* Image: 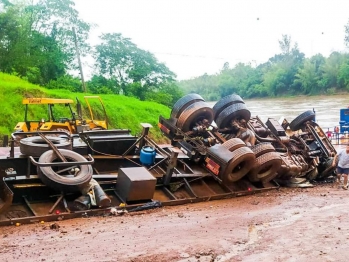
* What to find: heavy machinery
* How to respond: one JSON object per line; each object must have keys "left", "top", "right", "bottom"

{"left": 14, "top": 96, "right": 108, "bottom": 134}
{"left": 0, "top": 93, "right": 337, "bottom": 226}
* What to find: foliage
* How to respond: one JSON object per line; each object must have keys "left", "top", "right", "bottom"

{"left": 0, "top": 0, "right": 90, "bottom": 84}
{"left": 93, "top": 33, "right": 177, "bottom": 101}
{"left": 46, "top": 75, "right": 83, "bottom": 92}
{"left": 179, "top": 35, "right": 349, "bottom": 99}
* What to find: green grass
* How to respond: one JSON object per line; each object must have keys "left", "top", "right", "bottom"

{"left": 0, "top": 73, "right": 171, "bottom": 143}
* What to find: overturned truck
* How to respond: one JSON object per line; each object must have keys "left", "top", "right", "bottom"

{"left": 0, "top": 94, "right": 336, "bottom": 225}
{"left": 159, "top": 93, "right": 336, "bottom": 186}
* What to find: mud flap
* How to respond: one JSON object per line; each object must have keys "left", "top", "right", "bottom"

{"left": 0, "top": 170, "right": 14, "bottom": 214}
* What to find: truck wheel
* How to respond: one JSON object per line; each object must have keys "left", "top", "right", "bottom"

{"left": 215, "top": 103, "right": 251, "bottom": 129}
{"left": 37, "top": 149, "right": 93, "bottom": 193}
{"left": 247, "top": 152, "right": 282, "bottom": 182}
{"left": 221, "top": 147, "right": 255, "bottom": 183}
{"left": 176, "top": 101, "right": 213, "bottom": 132}
{"left": 213, "top": 94, "right": 244, "bottom": 121}
{"left": 171, "top": 94, "right": 205, "bottom": 119}
{"left": 221, "top": 138, "right": 245, "bottom": 151}
{"left": 19, "top": 136, "right": 72, "bottom": 157}
{"left": 250, "top": 143, "right": 276, "bottom": 157}
{"left": 289, "top": 110, "right": 315, "bottom": 131}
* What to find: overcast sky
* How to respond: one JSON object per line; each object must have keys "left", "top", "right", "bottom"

{"left": 73, "top": 0, "right": 349, "bottom": 80}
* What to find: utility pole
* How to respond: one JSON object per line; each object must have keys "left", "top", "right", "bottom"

{"left": 72, "top": 27, "right": 86, "bottom": 92}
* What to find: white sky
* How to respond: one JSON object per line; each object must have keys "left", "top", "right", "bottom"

{"left": 73, "top": 0, "right": 349, "bottom": 80}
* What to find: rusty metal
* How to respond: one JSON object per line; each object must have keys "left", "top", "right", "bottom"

{"left": 49, "top": 195, "right": 64, "bottom": 214}
{"left": 38, "top": 133, "right": 67, "bottom": 162}
{"left": 164, "top": 148, "right": 180, "bottom": 185}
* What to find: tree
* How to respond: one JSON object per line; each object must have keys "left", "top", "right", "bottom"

{"left": 294, "top": 60, "right": 319, "bottom": 94}
{"left": 0, "top": 0, "right": 90, "bottom": 85}
{"left": 320, "top": 52, "right": 345, "bottom": 89}
{"left": 267, "top": 35, "right": 305, "bottom": 94}
{"left": 25, "top": 0, "right": 91, "bottom": 70}
{"left": 93, "top": 33, "right": 176, "bottom": 100}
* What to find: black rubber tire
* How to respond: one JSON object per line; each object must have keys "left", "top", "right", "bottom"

{"left": 222, "top": 147, "right": 255, "bottom": 183}
{"left": 221, "top": 138, "right": 246, "bottom": 152}
{"left": 289, "top": 110, "right": 315, "bottom": 131}
{"left": 176, "top": 101, "right": 213, "bottom": 132}
{"left": 248, "top": 152, "right": 282, "bottom": 182}
{"left": 215, "top": 103, "right": 251, "bottom": 129}
{"left": 250, "top": 143, "right": 276, "bottom": 157}
{"left": 37, "top": 149, "right": 93, "bottom": 193}
{"left": 19, "top": 136, "right": 72, "bottom": 157}
{"left": 170, "top": 94, "right": 205, "bottom": 119}
{"left": 213, "top": 94, "right": 244, "bottom": 121}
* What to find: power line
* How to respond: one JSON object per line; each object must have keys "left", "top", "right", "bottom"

{"left": 153, "top": 52, "right": 245, "bottom": 61}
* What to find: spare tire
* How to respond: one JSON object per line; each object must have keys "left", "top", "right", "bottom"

{"left": 289, "top": 110, "right": 315, "bottom": 131}
{"left": 37, "top": 149, "right": 93, "bottom": 193}
{"left": 215, "top": 103, "right": 251, "bottom": 129}
{"left": 213, "top": 94, "right": 244, "bottom": 121}
{"left": 171, "top": 94, "right": 205, "bottom": 119}
{"left": 176, "top": 101, "right": 213, "bottom": 132}
{"left": 20, "top": 136, "right": 72, "bottom": 157}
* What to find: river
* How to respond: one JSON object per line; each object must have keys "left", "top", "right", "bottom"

{"left": 207, "top": 94, "right": 349, "bottom": 132}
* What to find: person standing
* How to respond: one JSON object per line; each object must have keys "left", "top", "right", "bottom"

{"left": 333, "top": 144, "right": 349, "bottom": 190}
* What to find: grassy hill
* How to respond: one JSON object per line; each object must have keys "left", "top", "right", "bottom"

{"left": 0, "top": 73, "right": 171, "bottom": 143}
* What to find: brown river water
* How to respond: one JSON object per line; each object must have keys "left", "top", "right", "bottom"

{"left": 208, "top": 94, "right": 349, "bottom": 132}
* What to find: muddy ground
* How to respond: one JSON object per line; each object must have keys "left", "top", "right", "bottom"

{"left": 0, "top": 183, "right": 349, "bottom": 262}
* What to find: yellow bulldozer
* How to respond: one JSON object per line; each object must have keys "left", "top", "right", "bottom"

{"left": 14, "top": 96, "right": 108, "bottom": 134}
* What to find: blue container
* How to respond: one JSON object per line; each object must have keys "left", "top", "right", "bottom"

{"left": 140, "top": 146, "right": 156, "bottom": 165}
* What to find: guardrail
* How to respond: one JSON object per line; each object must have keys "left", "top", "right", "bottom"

{"left": 327, "top": 131, "right": 349, "bottom": 146}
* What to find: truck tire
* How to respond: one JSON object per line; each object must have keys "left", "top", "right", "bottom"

{"left": 176, "top": 101, "right": 213, "bottom": 132}
{"left": 37, "top": 149, "right": 93, "bottom": 193}
{"left": 221, "top": 147, "right": 255, "bottom": 183}
{"left": 221, "top": 138, "right": 246, "bottom": 151}
{"left": 250, "top": 143, "right": 276, "bottom": 157}
{"left": 171, "top": 94, "right": 205, "bottom": 119}
{"left": 213, "top": 94, "right": 244, "bottom": 121}
{"left": 215, "top": 103, "right": 251, "bottom": 129}
{"left": 19, "top": 136, "right": 72, "bottom": 157}
{"left": 247, "top": 152, "right": 282, "bottom": 182}
{"left": 289, "top": 110, "right": 315, "bottom": 131}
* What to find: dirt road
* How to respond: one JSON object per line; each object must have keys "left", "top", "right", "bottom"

{"left": 1, "top": 183, "right": 348, "bottom": 262}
